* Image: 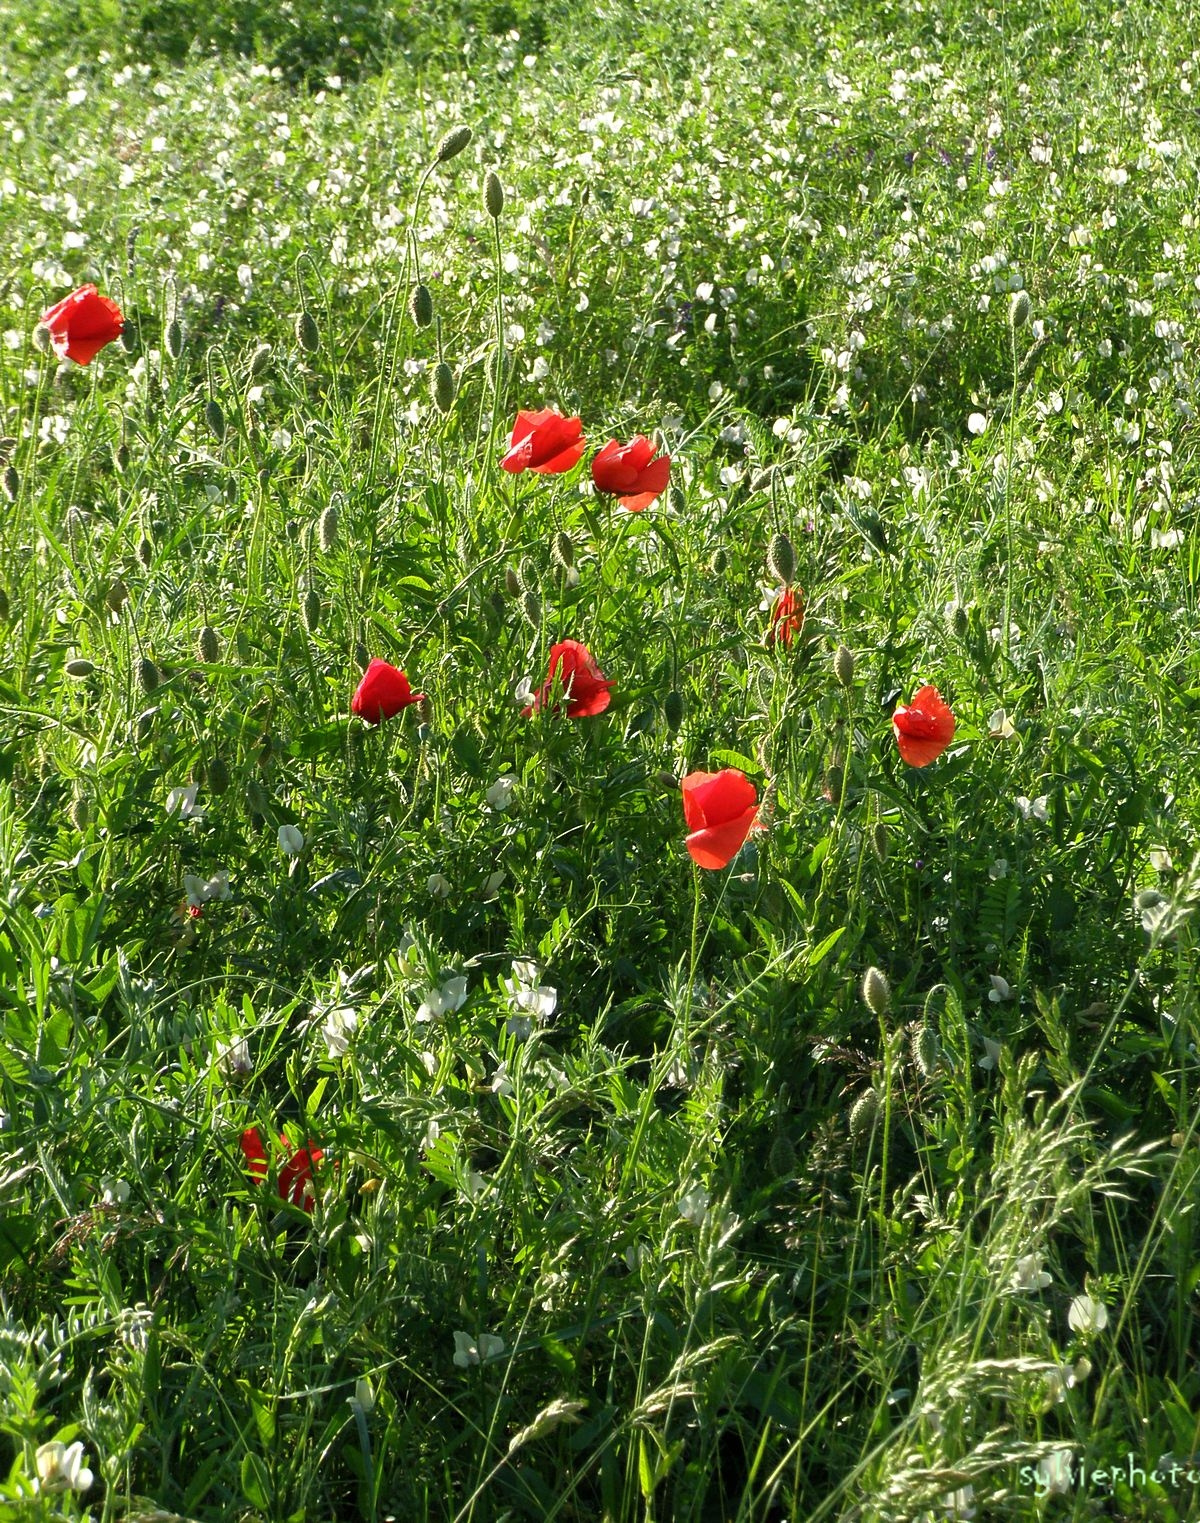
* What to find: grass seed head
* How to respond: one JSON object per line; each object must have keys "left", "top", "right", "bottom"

{"left": 767, "top": 531, "right": 796, "bottom": 587}
{"left": 435, "top": 125, "right": 472, "bottom": 163}
{"left": 484, "top": 170, "right": 504, "bottom": 218}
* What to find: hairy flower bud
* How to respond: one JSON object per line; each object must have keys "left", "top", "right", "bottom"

{"left": 435, "top": 125, "right": 472, "bottom": 163}
{"left": 318, "top": 504, "right": 339, "bottom": 553}
{"left": 164, "top": 318, "right": 183, "bottom": 360}
{"left": 2, "top": 464, "right": 18, "bottom": 502}
{"left": 302, "top": 587, "right": 321, "bottom": 633}
{"left": 551, "top": 530, "right": 574, "bottom": 570}
{"left": 0, "top": 587, "right": 9, "bottom": 622}
{"left": 206, "top": 754, "right": 230, "bottom": 794}
{"left": 521, "top": 589, "right": 541, "bottom": 627}
{"left": 248, "top": 342, "right": 272, "bottom": 379}
{"left": 295, "top": 310, "right": 320, "bottom": 354}
{"left": 768, "top": 1133, "right": 797, "bottom": 1178}
{"left": 65, "top": 658, "right": 96, "bottom": 678}
{"left": 204, "top": 398, "right": 225, "bottom": 443}
{"left": 911, "top": 1022, "right": 941, "bottom": 1077}
{"left": 664, "top": 690, "right": 685, "bottom": 732}
{"left": 137, "top": 655, "right": 160, "bottom": 694}
{"left": 517, "top": 556, "right": 539, "bottom": 592}
{"left": 849, "top": 1087, "right": 879, "bottom": 1140}
{"left": 504, "top": 566, "right": 521, "bottom": 599}
{"left": 710, "top": 546, "right": 728, "bottom": 575}
{"left": 944, "top": 600, "right": 969, "bottom": 639}
{"left": 432, "top": 361, "right": 456, "bottom": 413}
{"left": 410, "top": 284, "right": 434, "bottom": 328}
{"left": 484, "top": 170, "right": 504, "bottom": 219}
{"left": 197, "top": 625, "right": 220, "bottom": 663}
{"left": 71, "top": 794, "right": 91, "bottom": 831}
{"left": 833, "top": 644, "right": 855, "bottom": 687}
{"left": 137, "top": 534, "right": 153, "bottom": 569}
{"left": 872, "top": 820, "right": 889, "bottom": 862}
{"left": 1009, "top": 289, "right": 1032, "bottom": 330}
{"left": 766, "top": 531, "right": 796, "bottom": 588}
{"left": 861, "top": 965, "right": 891, "bottom": 1017}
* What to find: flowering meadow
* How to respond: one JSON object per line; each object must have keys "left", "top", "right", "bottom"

{"left": 3, "top": 0, "right": 1200, "bottom": 1517}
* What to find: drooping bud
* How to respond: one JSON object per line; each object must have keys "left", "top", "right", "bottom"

{"left": 861, "top": 966, "right": 891, "bottom": 1017}
{"left": 849, "top": 1087, "right": 879, "bottom": 1140}
{"left": 517, "top": 556, "right": 538, "bottom": 592}
{"left": 911, "top": 1022, "right": 941, "bottom": 1077}
{"left": 767, "top": 531, "right": 796, "bottom": 587}
{"left": 204, "top": 398, "right": 226, "bottom": 442}
{"left": 71, "top": 795, "right": 91, "bottom": 831}
{"left": 504, "top": 566, "right": 521, "bottom": 599}
{"left": 872, "top": 821, "right": 889, "bottom": 862}
{"left": 657, "top": 770, "right": 681, "bottom": 790}
{"left": 1009, "top": 289, "right": 1032, "bottom": 330}
{"left": 0, "top": 588, "right": 8, "bottom": 622}
{"left": 833, "top": 644, "right": 855, "bottom": 687}
{"left": 248, "top": 342, "right": 272, "bottom": 379}
{"left": 664, "top": 690, "right": 685, "bottom": 732}
{"left": 551, "top": 530, "right": 574, "bottom": 570}
{"left": 521, "top": 589, "right": 541, "bottom": 627}
{"left": 435, "top": 125, "right": 472, "bottom": 163}
{"left": 295, "top": 310, "right": 320, "bottom": 354}
{"left": 164, "top": 318, "right": 184, "bottom": 360}
{"left": 710, "top": 546, "right": 728, "bottom": 575}
{"left": 137, "top": 534, "right": 153, "bottom": 569}
{"left": 318, "top": 504, "right": 339, "bottom": 553}
{"left": 410, "top": 284, "right": 434, "bottom": 329}
{"left": 65, "top": 658, "right": 97, "bottom": 678}
{"left": 137, "top": 655, "right": 160, "bottom": 694}
{"left": 768, "top": 1133, "right": 797, "bottom": 1178}
{"left": 113, "top": 441, "right": 130, "bottom": 472}
{"left": 432, "top": 361, "right": 456, "bottom": 413}
{"left": 2, "top": 464, "right": 18, "bottom": 502}
{"left": 197, "top": 625, "right": 220, "bottom": 663}
{"left": 32, "top": 323, "right": 52, "bottom": 355}
{"left": 668, "top": 485, "right": 686, "bottom": 515}
{"left": 484, "top": 170, "right": 504, "bottom": 219}
{"left": 944, "top": 600, "right": 969, "bottom": 639}
{"left": 302, "top": 587, "right": 321, "bottom": 632}
{"left": 206, "top": 754, "right": 231, "bottom": 793}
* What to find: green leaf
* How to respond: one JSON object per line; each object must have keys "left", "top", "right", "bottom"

{"left": 240, "top": 1452, "right": 272, "bottom": 1512}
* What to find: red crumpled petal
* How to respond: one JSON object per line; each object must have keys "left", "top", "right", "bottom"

{"left": 351, "top": 659, "right": 426, "bottom": 725}
{"left": 892, "top": 685, "right": 956, "bottom": 767}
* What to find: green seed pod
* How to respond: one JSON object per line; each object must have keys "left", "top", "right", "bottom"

{"left": 71, "top": 795, "right": 90, "bottom": 831}
{"left": 410, "top": 284, "right": 434, "bottom": 328}
{"left": 164, "top": 318, "right": 183, "bottom": 360}
{"left": 204, "top": 398, "right": 225, "bottom": 442}
{"left": 484, "top": 170, "right": 504, "bottom": 219}
{"left": 302, "top": 587, "right": 321, "bottom": 632}
{"left": 521, "top": 589, "right": 541, "bottom": 627}
{"left": 872, "top": 820, "right": 889, "bottom": 862}
{"left": 663, "top": 690, "right": 685, "bottom": 732}
{"left": 137, "top": 535, "right": 153, "bottom": 569}
{"left": 435, "top": 125, "right": 472, "bottom": 163}
{"left": 911, "top": 1022, "right": 941, "bottom": 1078}
{"left": 318, "top": 504, "right": 339, "bottom": 553}
{"left": 295, "top": 310, "right": 320, "bottom": 354}
{"left": 197, "top": 625, "right": 220, "bottom": 663}
{"left": 766, "top": 531, "right": 796, "bottom": 588}
{"left": 137, "top": 655, "right": 160, "bottom": 694}
{"left": 65, "top": 658, "right": 97, "bottom": 678}
{"left": 833, "top": 644, "right": 855, "bottom": 688}
{"left": 768, "top": 1132, "right": 796, "bottom": 1179}
{"left": 248, "top": 342, "right": 272, "bottom": 379}
{"left": 1009, "top": 289, "right": 1032, "bottom": 330}
{"left": 710, "top": 546, "right": 728, "bottom": 575}
{"left": 861, "top": 966, "right": 891, "bottom": 1017}
{"left": 206, "top": 754, "right": 230, "bottom": 794}
{"left": 432, "top": 361, "right": 455, "bottom": 413}
{"left": 504, "top": 566, "right": 521, "bottom": 598}
{"left": 849, "top": 1087, "right": 879, "bottom": 1140}
{"left": 517, "top": 556, "right": 538, "bottom": 592}
{"left": 2, "top": 464, "right": 18, "bottom": 502}
{"left": 551, "top": 530, "right": 574, "bottom": 570}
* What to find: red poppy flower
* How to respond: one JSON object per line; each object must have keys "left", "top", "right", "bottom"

{"left": 351, "top": 659, "right": 426, "bottom": 725}
{"left": 500, "top": 408, "right": 587, "bottom": 475}
{"left": 766, "top": 587, "right": 804, "bottom": 649}
{"left": 681, "top": 768, "right": 761, "bottom": 870}
{"left": 591, "top": 435, "right": 671, "bottom": 512}
{"left": 892, "top": 685, "right": 956, "bottom": 767}
{"left": 522, "top": 639, "right": 613, "bottom": 718}
{"left": 240, "top": 1127, "right": 324, "bottom": 1212}
{"left": 40, "top": 284, "right": 124, "bottom": 366}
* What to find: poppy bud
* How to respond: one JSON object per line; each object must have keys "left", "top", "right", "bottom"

{"left": 137, "top": 535, "right": 153, "bottom": 569}
{"left": 71, "top": 795, "right": 91, "bottom": 831}
{"left": 410, "top": 284, "right": 434, "bottom": 328}
{"left": 164, "top": 318, "right": 184, "bottom": 360}
{"left": 302, "top": 588, "right": 321, "bottom": 632}
{"left": 114, "top": 441, "right": 131, "bottom": 472}
{"left": 833, "top": 644, "right": 855, "bottom": 687}
{"left": 248, "top": 342, "right": 272, "bottom": 378}
{"left": 750, "top": 467, "right": 774, "bottom": 494}
{"left": 551, "top": 530, "right": 574, "bottom": 570}
{"left": 824, "top": 765, "right": 844, "bottom": 804}
{"left": 205, "top": 398, "right": 225, "bottom": 442}
{"left": 318, "top": 504, "right": 339, "bottom": 553}
{"left": 435, "top": 125, "right": 472, "bottom": 163}
{"left": 432, "top": 361, "right": 456, "bottom": 413}
{"left": 106, "top": 579, "right": 129, "bottom": 615}
{"left": 664, "top": 690, "right": 685, "bottom": 732}
{"left": 849, "top": 1087, "right": 879, "bottom": 1140}
{"left": 1009, "top": 289, "right": 1032, "bottom": 330}
{"left": 710, "top": 546, "right": 728, "bottom": 574}
{"left": 872, "top": 821, "right": 889, "bottom": 862}
{"left": 32, "top": 323, "right": 52, "bottom": 355}
{"left": 861, "top": 966, "right": 891, "bottom": 1017}
{"left": 137, "top": 656, "right": 160, "bottom": 694}
{"left": 517, "top": 556, "right": 539, "bottom": 592}
{"left": 504, "top": 566, "right": 521, "bottom": 598}
{"left": 669, "top": 485, "right": 685, "bottom": 514}
{"left": 0, "top": 588, "right": 8, "bottom": 622}
{"left": 911, "top": 1022, "right": 940, "bottom": 1077}
{"left": 197, "top": 625, "right": 220, "bottom": 663}
{"left": 206, "top": 754, "right": 230, "bottom": 793}
{"left": 295, "top": 310, "right": 320, "bottom": 353}
{"left": 354, "top": 641, "right": 369, "bottom": 671}
{"left": 767, "top": 531, "right": 796, "bottom": 587}
{"left": 2, "top": 464, "right": 18, "bottom": 502}
{"left": 245, "top": 777, "right": 268, "bottom": 817}
{"left": 944, "top": 600, "right": 969, "bottom": 639}
{"left": 417, "top": 696, "right": 433, "bottom": 725}
{"left": 66, "top": 658, "right": 96, "bottom": 678}
{"left": 657, "top": 770, "right": 681, "bottom": 790}
{"left": 484, "top": 170, "right": 504, "bottom": 219}
{"left": 768, "top": 1133, "right": 796, "bottom": 1178}
{"left": 521, "top": 589, "right": 541, "bottom": 627}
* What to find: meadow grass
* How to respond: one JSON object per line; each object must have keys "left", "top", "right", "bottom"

{"left": 2, "top": 0, "right": 1200, "bottom": 1517}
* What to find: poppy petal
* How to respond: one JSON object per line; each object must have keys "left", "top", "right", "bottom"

{"left": 685, "top": 806, "right": 759, "bottom": 870}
